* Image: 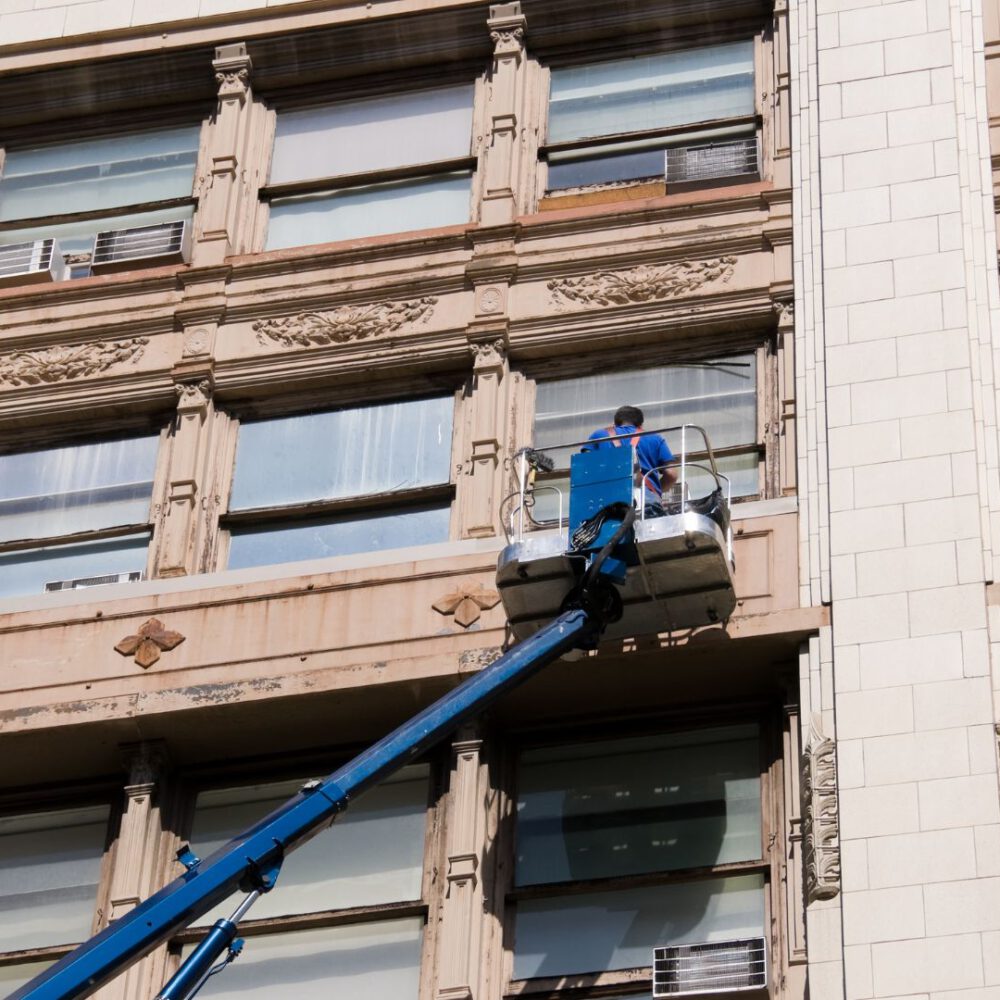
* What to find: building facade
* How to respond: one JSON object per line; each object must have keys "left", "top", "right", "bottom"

{"left": 0, "top": 1, "right": 997, "bottom": 999}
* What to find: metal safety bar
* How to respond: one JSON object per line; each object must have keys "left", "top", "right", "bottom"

{"left": 503, "top": 424, "right": 728, "bottom": 544}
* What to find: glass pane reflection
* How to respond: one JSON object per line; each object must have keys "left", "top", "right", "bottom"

{"left": 516, "top": 726, "right": 761, "bottom": 886}
{"left": 185, "top": 918, "right": 424, "bottom": 1000}
{"left": 227, "top": 504, "right": 451, "bottom": 570}
{"left": 513, "top": 874, "right": 765, "bottom": 980}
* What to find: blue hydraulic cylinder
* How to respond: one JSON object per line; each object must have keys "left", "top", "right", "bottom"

{"left": 11, "top": 607, "right": 597, "bottom": 1000}
{"left": 569, "top": 446, "right": 637, "bottom": 583}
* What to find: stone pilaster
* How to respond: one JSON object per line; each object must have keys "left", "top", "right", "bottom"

{"left": 481, "top": 4, "right": 528, "bottom": 226}
{"left": 435, "top": 727, "right": 488, "bottom": 1000}
{"left": 155, "top": 372, "right": 216, "bottom": 577}
{"left": 96, "top": 743, "right": 171, "bottom": 1000}
{"left": 193, "top": 43, "right": 267, "bottom": 264}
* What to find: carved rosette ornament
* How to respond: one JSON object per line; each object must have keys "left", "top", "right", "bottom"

{"left": 0, "top": 338, "right": 148, "bottom": 387}
{"left": 801, "top": 720, "right": 841, "bottom": 902}
{"left": 115, "top": 619, "right": 186, "bottom": 669}
{"left": 434, "top": 583, "right": 502, "bottom": 628}
{"left": 254, "top": 298, "right": 437, "bottom": 349}
{"left": 548, "top": 257, "right": 738, "bottom": 310}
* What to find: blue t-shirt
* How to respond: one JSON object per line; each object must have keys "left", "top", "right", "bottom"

{"left": 583, "top": 424, "right": 675, "bottom": 495}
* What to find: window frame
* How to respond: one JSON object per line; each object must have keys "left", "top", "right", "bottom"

{"left": 497, "top": 709, "right": 779, "bottom": 1000}
{"left": 0, "top": 788, "right": 120, "bottom": 985}
{"left": 536, "top": 35, "right": 766, "bottom": 204}
{"left": 520, "top": 339, "right": 775, "bottom": 518}
{"left": 0, "top": 114, "right": 208, "bottom": 278}
{"left": 217, "top": 390, "right": 460, "bottom": 573}
{"left": 0, "top": 423, "right": 169, "bottom": 600}
{"left": 257, "top": 76, "right": 481, "bottom": 251}
{"left": 164, "top": 751, "right": 446, "bottom": 997}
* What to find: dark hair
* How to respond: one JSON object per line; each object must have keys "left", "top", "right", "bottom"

{"left": 614, "top": 405, "right": 644, "bottom": 427}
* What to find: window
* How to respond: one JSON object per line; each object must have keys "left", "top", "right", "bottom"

{"left": 0, "top": 434, "right": 160, "bottom": 599}
{"left": 0, "top": 125, "right": 200, "bottom": 279}
{"left": 0, "top": 804, "right": 111, "bottom": 992}
{"left": 508, "top": 726, "right": 765, "bottom": 995}
{"left": 542, "top": 42, "right": 757, "bottom": 195}
{"left": 264, "top": 84, "right": 475, "bottom": 250}
{"left": 180, "top": 766, "right": 430, "bottom": 999}
{"left": 224, "top": 395, "right": 454, "bottom": 570}
{"left": 529, "top": 355, "right": 760, "bottom": 523}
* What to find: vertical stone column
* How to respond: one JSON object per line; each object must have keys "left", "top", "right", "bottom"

{"left": 459, "top": 331, "right": 510, "bottom": 539}
{"left": 435, "top": 727, "right": 490, "bottom": 1000}
{"left": 194, "top": 43, "right": 267, "bottom": 265}
{"left": 96, "top": 743, "right": 171, "bottom": 1000}
{"left": 481, "top": 4, "right": 527, "bottom": 226}
{"left": 776, "top": 301, "right": 797, "bottom": 496}
{"left": 155, "top": 373, "right": 216, "bottom": 577}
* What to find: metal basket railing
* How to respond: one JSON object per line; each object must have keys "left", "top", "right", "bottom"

{"left": 500, "top": 424, "right": 733, "bottom": 560}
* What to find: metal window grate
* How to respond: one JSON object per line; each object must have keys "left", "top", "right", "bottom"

{"left": 653, "top": 937, "right": 767, "bottom": 998}
{"left": 92, "top": 220, "right": 188, "bottom": 268}
{"left": 0, "top": 238, "right": 66, "bottom": 282}
{"left": 665, "top": 138, "right": 759, "bottom": 184}
{"left": 45, "top": 571, "right": 143, "bottom": 592}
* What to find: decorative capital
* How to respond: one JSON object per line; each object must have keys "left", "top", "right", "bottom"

{"left": 254, "top": 297, "right": 437, "bottom": 350}
{"left": 801, "top": 717, "right": 840, "bottom": 902}
{"left": 120, "top": 740, "right": 170, "bottom": 789}
{"left": 434, "top": 583, "right": 501, "bottom": 629}
{"left": 773, "top": 298, "right": 794, "bottom": 328}
{"left": 115, "top": 618, "right": 186, "bottom": 669}
{"left": 548, "top": 257, "right": 737, "bottom": 311}
{"left": 213, "top": 42, "right": 252, "bottom": 97}
{"left": 174, "top": 378, "right": 213, "bottom": 409}
{"left": 0, "top": 338, "right": 147, "bottom": 388}
{"left": 488, "top": 2, "right": 525, "bottom": 53}
{"left": 469, "top": 337, "right": 506, "bottom": 371}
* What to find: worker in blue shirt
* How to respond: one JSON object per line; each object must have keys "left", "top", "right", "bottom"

{"left": 583, "top": 405, "right": 677, "bottom": 510}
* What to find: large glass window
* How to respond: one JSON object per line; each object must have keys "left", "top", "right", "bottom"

{"left": 0, "top": 804, "right": 110, "bottom": 989}
{"left": 0, "top": 125, "right": 200, "bottom": 279}
{"left": 543, "top": 42, "right": 756, "bottom": 194}
{"left": 509, "top": 726, "right": 765, "bottom": 990}
{"left": 0, "top": 434, "right": 159, "bottom": 599}
{"left": 265, "top": 85, "right": 474, "bottom": 250}
{"left": 181, "top": 766, "right": 429, "bottom": 1000}
{"left": 530, "top": 355, "right": 759, "bottom": 522}
{"left": 224, "top": 395, "right": 454, "bottom": 570}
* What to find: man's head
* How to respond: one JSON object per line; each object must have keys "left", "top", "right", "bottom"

{"left": 614, "top": 405, "right": 644, "bottom": 428}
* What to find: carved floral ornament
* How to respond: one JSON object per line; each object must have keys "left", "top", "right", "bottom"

{"left": 801, "top": 718, "right": 841, "bottom": 902}
{"left": 547, "top": 257, "right": 738, "bottom": 311}
{"left": 0, "top": 338, "right": 148, "bottom": 387}
{"left": 433, "top": 583, "right": 502, "bottom": 628}
{"left": 115, "top": 618, "right": 186, "bottom": 669}
{"left": 254, "top": 297, "right": 438, "bottom": 349}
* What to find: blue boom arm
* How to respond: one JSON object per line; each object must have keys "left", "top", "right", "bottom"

{"left": 12, "top": 448, "right": 637, "bottom": 1000}
{"left": 11, "top": 607, "right": 601, "bottom": 1000}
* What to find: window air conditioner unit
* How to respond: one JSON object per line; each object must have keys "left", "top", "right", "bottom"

{"left": 0, "top": 238, "right": 68, "bottom": 286}
{"left": 45, "top": 571, "right": 143, "bottom": 592}
{"left": 665, "top": 137, "right": 759, "bottom": 185}
{"left": 653, "top": 937, "right": 767, "bottom": 999}
{"left": 91, "top": 219, "right": 190, "bottom": 273}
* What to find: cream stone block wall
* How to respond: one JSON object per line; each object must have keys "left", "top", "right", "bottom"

{"left": 792, "top": 0, "right": 1000, "bottom": 999}
{"left": 0, "top": 0, "right": 299, "bottom": 45}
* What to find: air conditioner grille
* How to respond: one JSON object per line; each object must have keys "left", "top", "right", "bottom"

{"left": 653, "top": 937, "right": 767, "bottom": 998}
{"left": 93, "top": 220, "right": 186, "bottom": 266}
{"left": 0, "top": 239, "right": 56, "bottom": 279}
{"left": 45, "top": 571, "right": 143, "bottom": 592}
{"left": 665, "top": 138, "right": 759, "bottom": 184}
